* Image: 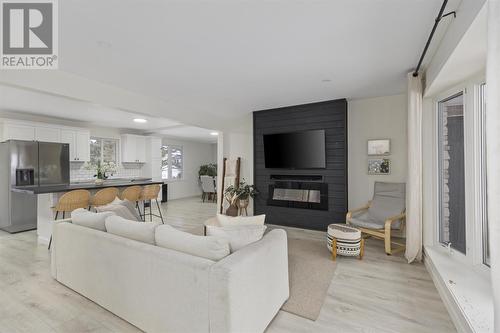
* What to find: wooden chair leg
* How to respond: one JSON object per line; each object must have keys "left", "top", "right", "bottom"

{"left": 332, "top": 238, "right": 337, "bottom": 261}
{"left": 359, "top": 238, "right": 365, "bottom": 260}
{"left": 385, "top": 223, "right": 392, "bottom": 255}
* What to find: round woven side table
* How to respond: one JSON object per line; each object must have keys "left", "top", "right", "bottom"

{"left": 327, "top": 223, "right": 364, "bottom": 261}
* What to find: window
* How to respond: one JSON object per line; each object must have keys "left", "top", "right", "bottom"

{"left": 438, "top": 92, "right": 466, "bottom": 254}
{"left": 161, "top": 145, "right": 183, "bottom": 180}
{"left": 479, "top": 83, "right": 490, "bottom": 266}
{"left": 90, "top": 137, "right": 118, "bottom": 164}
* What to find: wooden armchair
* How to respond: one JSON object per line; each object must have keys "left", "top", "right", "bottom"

{"left": 346, "top": 182, "right": 406, "bottom": 255}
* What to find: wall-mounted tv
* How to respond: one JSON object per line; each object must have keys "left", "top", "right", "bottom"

{"left": 263, "top": 130, "right": 326, "bottom": 169}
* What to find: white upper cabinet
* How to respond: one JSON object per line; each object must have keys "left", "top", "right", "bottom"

{"left": 121, "top": 134, "right": 147, "bottom": 163}
{"left": 76, "top": 131, "right": 90, "bottom": 162}
{"left": 60, "top": 130, "right": 77, "bottom": 160}
{"left": 3, "top": 123, "right": 35, "bottom": 141}
{"left": 35, "top": 127, "right": 61, "bottom": 142}
{"left": 61, "top": 129, "right": 90, "bottom": 162}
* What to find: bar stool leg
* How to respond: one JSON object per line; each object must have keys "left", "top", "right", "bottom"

{"left": 155, "top": 199, "right": 164, "bottom": 224}
{"left": 149, "top": 200, "right": 152, "bottom": 222}
{"left": 136, "top": 202, "right": 143, "bottom": 221}
{"left": 48, "top": 211, "right": 59, "bottom": 250}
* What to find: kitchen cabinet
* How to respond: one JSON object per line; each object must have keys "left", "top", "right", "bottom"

{"left": 3, "top": 123, "right": 35, "bottom": 141}
{"left": 121, "top": 134, "right": 147, "bottom": 163}
{"left": 35, "top": 127, "right": 60, "bottom": 142}
{"left": 61, "top": 129, "right": 90, "bottom": 162}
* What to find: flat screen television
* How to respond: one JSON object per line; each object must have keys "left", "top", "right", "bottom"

{"left": 263, "top": 130, "right": 326, "bottom": 169}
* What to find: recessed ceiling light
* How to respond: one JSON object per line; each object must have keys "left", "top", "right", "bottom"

{"left": 133, "top": 118, "right": 148, "bottom": 123}
{"left": 210, "top": 132, "right": 219, "bottom": 136}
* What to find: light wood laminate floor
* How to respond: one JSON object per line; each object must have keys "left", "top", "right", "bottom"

{"left": 0, "top": 196, "right": 455, "bottom": 333}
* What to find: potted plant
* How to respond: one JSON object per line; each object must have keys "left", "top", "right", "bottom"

{"left": 198, "top": 163, "right": 217, "bottom": 178}
{"left": 224, "top": 180, "right": 258, "bottom": 216}
{"left": 84, "top": 161, "right": 117, "bottom": 184}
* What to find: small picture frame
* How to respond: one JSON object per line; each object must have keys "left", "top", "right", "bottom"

{"left": 367, "top": 139, "right": 390, "bottom": 156}
{"left": 368, "top": 158, "right": 391, "bottom": 175}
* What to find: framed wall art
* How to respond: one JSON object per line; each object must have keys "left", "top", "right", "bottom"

{"left": 368, "top": 158, "right": 391, "bottom": 175}
{"left": 367, "top": 139, "right": 390, "bottom": 156}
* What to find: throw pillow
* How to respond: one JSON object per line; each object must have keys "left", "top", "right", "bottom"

{"left": 71, "top": 208, "right": 115, "bottom": 232}
{"left": 206, "top": 224, "right": 267, "bottom": 252}
{"left": 105, "top": 216, "right": 160, "bottom": 245}
{"left": 96, "top": 198, "right": 142, "bottom": 221}
{"left": 155, "top": 225, "right": 230, "bottom": 261}
{"left": 216, "top": 214, "right": 266, "bottom": 226}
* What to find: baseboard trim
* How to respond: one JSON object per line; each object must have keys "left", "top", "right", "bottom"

{"left": 424, "top": 251, "right": 474, "bottom": 333}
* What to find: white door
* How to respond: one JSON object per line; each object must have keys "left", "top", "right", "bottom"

{"left": 35, "top": 127, "right": 60, "bottom": 143}
{"left": 76, "top": 131, "right": 90, "bottom": 162}
{"left": 61, "top": 130, "right": 77, "bottom": 161}
{"left": 121, "top": 135, "right": 136, "bottom": 163}
{"left": 5, "top": 124, "right": 35, "bottom": 141}
{"left": 136, "top": 136, "right": 146, "bottom": 163}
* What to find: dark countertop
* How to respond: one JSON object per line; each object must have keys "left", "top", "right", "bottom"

{"left": 12, "top": 179, "right": 164, "bottom": 194}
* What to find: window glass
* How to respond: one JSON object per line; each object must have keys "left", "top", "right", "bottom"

{"left": 480, "top": 83, "right": 490, "bottom": 266}
{"left": 162, "top": 145, "right": 183, "bottom": 180}
{"left": 90, "top": 137, "right": 118, "bottom": 164}
{"left": 438, "top": 92, "right": 466, "bottom": 254}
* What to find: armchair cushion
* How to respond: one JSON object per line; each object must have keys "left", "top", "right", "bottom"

{"left": 349, "top": 182, "right": 406, "bottom": 230}
{"left": 348, "top": 212, "right": 384, "bottom": 229}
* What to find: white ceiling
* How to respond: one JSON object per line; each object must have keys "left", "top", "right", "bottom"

{"left": 1, "top": 0, "right": 465, "bottom": 142}
{"left": 424, "top": 4, "right": 487, "bottom": 97}
{"left": 0, "top": 85, "right": 219, "bottom": 142}
{"left": 57, "top": 0, "right": 451, "bottom": 120}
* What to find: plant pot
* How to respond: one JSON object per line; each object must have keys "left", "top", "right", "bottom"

{"left": 95, "top": 178, "right": 105, "bottom": 185}
{"left": 225, "top": 204, "right": 239, "bottom": 217}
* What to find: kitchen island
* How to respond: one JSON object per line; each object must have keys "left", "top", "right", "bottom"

{"left": 15, "top": 178, "right": 164, "bottom": 244}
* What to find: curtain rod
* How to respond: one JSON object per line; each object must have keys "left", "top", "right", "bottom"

{"left": 412, "top": 0, "right": 456, "bottom": 77}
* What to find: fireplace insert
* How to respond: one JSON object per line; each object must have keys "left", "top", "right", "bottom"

{"left": 267, "top": 181, "right": 328, "bottom": 211}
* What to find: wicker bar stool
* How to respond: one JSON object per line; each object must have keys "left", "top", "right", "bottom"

{"left": 91, "top": 187, "right": 119, "bottom": 210}
{"left": 49, "top": 189, "right": 91, "bottom": 249}
{"left": 120, "top": 185, "right": 143, "bottom": 217}
{"left": 139, "top": 184, "right": 164, "bottom": 223}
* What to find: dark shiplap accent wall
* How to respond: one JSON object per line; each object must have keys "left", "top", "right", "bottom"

{"left": 253, "top": 99, "right": 348, "bottom": 231}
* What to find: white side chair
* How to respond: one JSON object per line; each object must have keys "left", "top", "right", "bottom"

{"left": 201, "top": 175, "right": 216, "bottom": 203}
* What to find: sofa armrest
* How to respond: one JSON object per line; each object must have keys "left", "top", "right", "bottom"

{"left": 50, "top": 219, "right": 72, "bottom": 278}
{"left": 209, "top": 229, "right": 289, "bottom": 333}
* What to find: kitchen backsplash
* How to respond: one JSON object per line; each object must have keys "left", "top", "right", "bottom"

{"left": 70, "top": 163, "right": 145, "bottom": 182}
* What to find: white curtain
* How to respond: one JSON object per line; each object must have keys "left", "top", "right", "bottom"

{"left": 405, "top": 73, "right": 423, "bottom": 263}
{"left": 486, "top": 0, "right": 500, "bottom": 328}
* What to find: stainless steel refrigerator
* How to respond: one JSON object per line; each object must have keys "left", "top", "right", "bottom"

{"left": 0, "top": 140, "right": 70, "bottom": 233}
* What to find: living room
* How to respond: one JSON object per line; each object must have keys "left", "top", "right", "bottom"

{"left": 0, "top": 0, "right": 498, "bottom": 332}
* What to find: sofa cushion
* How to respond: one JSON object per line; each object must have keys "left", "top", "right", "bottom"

{"left": 155, "top": 225, "right": 230, "bottom": 261}
{"left": 105, "top": 216, "right": 159, "bottom": 245}
{"left": 216, "top": 214, "right": 266, "bottom": 226}
{"left": 71, "top": 208, "right": 115, "bottom": 231}
{"left": 96, "top": 198, "right": 141, "bottom": 221}
{"left": 206, "top": 225, "right": 267, "bottom": 252}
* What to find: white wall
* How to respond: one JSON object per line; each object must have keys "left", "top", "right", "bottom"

{"left": 348, "top": 94, "right": 408, "bottom": 209}
{"left": 218, "top": 114, "right": 254, "bottom": 214}
{"left": 162, "top": 137, "right": 216, "bottom": 200}
{"left": 210, "top": 143, "right": 218, "bottom": 163}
